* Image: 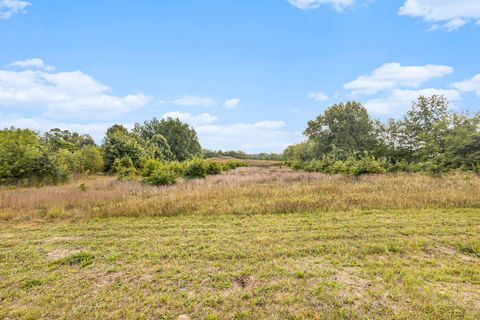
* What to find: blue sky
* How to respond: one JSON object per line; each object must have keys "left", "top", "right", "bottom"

{"left": 1, "top": 0, "right": 480, "bottom": 152}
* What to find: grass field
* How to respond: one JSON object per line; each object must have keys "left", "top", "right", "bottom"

{"left": 1, "top": 166, "right": 480, "bottom": 319}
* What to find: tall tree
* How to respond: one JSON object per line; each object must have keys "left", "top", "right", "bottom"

{"left": 134, "top": 117, "right": 201, "bottom": 161}
{"left": 44, "top": 128, "right": 95, "bottom": 151}
{"left": 304, "top": 101, "right": 379, "bottom": 158}
{"left": 387, "top": 95, "right": 451, "bottom": 163}
{"left": 102, "top": 125, "right": 149, "bottom": 172}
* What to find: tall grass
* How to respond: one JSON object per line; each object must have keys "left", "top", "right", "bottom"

{"left": 1, "top": 167, "right": 479, "bottom": 221}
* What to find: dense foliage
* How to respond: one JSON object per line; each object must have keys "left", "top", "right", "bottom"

{"left": 285, "top": 95, "right": 480, "bottom": 174}
{"left": 0, "top": 117, "right": 204, "bottom": 186}
{"left": 0, "top": 128, "right": 103, "bottom": 185}
{"left": 142, "top": 158, "right": 248, "bottom": 186}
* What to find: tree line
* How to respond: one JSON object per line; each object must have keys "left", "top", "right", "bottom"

{"left": 284, "top": 95, "right": 480, "bottom": 174}
{"left": 0, "top": 118, "right": 205, "bottom": 185}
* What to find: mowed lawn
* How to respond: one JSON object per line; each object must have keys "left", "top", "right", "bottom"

{"left": 1, "top": 168, "right": 480, "bottom": 319}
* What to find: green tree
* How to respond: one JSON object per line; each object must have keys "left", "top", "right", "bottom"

{"left": 146, "top": 134, "right": 174, "bottom": 161}
{"left": 444, "top": 112, "right": 480, "bottom": 170}
{"left": 102, "top": 125, "right": 149, "bottom": 172}
{"left": 44, "top": 128, "right": 95, "bottom": 151}
{"left": 134, "top": 117, "right": 201, "bottom": 161}
{"left": 304, "top": 101, "right": 379, "bottom": 158}
{"left": 283, "top": 141, "right": 315, "bottom": 161}
{"left": 386, "top": 95, "right": 451, "bottom": 164}
{"left": 0, "top": 128, "right": 69, "bottom": 184}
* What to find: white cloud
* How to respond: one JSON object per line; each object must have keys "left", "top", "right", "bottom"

{"left": 0, "top": 60, "right": 150, "bottom": 119}
{"left": 452, "top": 74, "right": 480, "bottom": 96}
{"left": 196, "top": 121, "right": 300, "bottom": 153}
{"left": 223, "top": 98, "right": 240, "bottom": 109}
{"left": 0, "top": 0, "right": 30, "bottom": 19}
{"left": 162, "top": 111, "right": 218, "bottom": 125}
{"left": 8, "top": 58, "right": 55, "bottom": 71}
{"left": 288, "top": 0, "right": 355, "bottom": 11}
{"left": 344, "top": 62, "right": 454, "bottom": 95}
{"left": 399, "top": 0, "right": 480, "bottom": 30}
{"left": 172, "top": 95, "right": 216, "bottom": 107}
{"left": 364, "top": 88, "right": 461, "bottom": 116}
{"left": 308, "top": 91, "right": 329, "bottom": 102}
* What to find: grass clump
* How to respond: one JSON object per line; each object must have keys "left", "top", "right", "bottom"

{"left": 21, "top": 278, "right": 45, "bottom": 289}
{"left": 54, "top": 252, "right": 95, "bottom": 268}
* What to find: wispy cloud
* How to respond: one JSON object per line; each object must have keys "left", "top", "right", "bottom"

{"left": 364, "top": 88, "right": 461, "bottom": 116}
{"left": 172, "top": 95, "right": 216, "bottom": 107}
{"left": 308, "top": 91, "right": 329, "bottom": 102}
{"left": 288, "top": 0, "right": 355, "bottom": 11}
{"left": 8, "top": 58, "right": 55, "bottom": 71}
{"left": 162, "top": 111, "right": 218, "bottom": 125}
{"left": 344, "top": 62, "right": 454, "bottom": 95}
{"left": 223, "top": 98, "right": 240, "bottom": 109}
{"left": 452, "top": 74, "right": 480, "bottom": 96}
{"left": 399, "top": 0, "right": 480, "bottom": 31}
{"left": 0, "top": 0, "right": 30, "bottom": 20}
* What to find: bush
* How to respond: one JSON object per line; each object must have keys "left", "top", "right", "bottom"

{"left": 144, "top": 166, "right": 177, "bottom": 186}
{"left": 223, "top": 160, "right": 248, "bottom": 171}
{"left": 111, "top": 157, "right": 137, "bottom": 180}
{"left": 183, "top": 159, "right": 207, "bottom": 179}
{"left": 345, "top": 156, "right": 386, "bottom": 176}
{"left": 287, "top": 154, "right": 387, "bottom": 176}
{"left": 142, "top": 159, "right": 162, "bottom": 177}
{"left": 76, "top": 145, "right": 104, "bottom": 174}
{"left": 206, "top": 161, "right": 223, "bottom": 175}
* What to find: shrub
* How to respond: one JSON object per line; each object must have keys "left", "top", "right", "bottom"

{"left": 111, "top": 157, "right": 137, "bottom": 181}
{"left": 183, "top": 159, "right": 207, "bottom": 179}
{"left": 76, "top": 145, "right": 104, "bottom": 174}
{"left": 206, "top": 161, "right": 223, "bottom": 175}
{"left": 332, "top": 160, "right": 348, "bottom": 174}
{"left": 168, "top": 161, "right": 186, "bottom": 176}
{"left": 346, "top": 156, "right": 386, "bottom": 176}
{"left": 144, "top": 166, "right": 177, "bottom": 186}
{"left": 142, "top": 159, "right": 162, "bottom": 177}
{"left": 223, "top": 160, "right": 248, "bottom": 171}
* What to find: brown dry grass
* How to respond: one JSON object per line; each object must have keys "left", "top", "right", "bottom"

{"left": 1, "top": 167, "right": 479, "bottom": 221}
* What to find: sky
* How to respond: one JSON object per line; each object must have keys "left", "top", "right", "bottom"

{"left": 1, "top": 0, "right": 480, "bottom": 153}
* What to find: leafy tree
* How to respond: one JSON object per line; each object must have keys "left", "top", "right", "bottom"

{"left": 386, "top": 95, "right": 450, "bottom": 164}
{"left": 283, "top": 141, "right": 315, "bottom": 161}
{"left": 102, "top": 125, "right": 149, "bottom": 172}
{"left": 146, "top": 134, "right": 174, "bottom": 161}
{"left": 444, "top": 112, "right": 480, "bottom": 170}
{"left": 44, "top": 128, "right": 95, "bottom": 152}
{"left": 304, "top": 101, "right": 379, "bottom": 158}
{"left": 0, "top": 128, "right": 69, "bottom": 184}
{"left": 134, "top": 117, "right": 201, "bottom": 161}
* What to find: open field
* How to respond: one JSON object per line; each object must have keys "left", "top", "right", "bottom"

{"left": 1, "top": 167, "right": 480, "bottom": 319}
{"left": 1, "top": 166, "right": 480, "bottom": 221}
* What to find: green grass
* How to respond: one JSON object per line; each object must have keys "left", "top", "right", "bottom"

{"left": 1, "top": 209, "right": 479, "bottom": 319}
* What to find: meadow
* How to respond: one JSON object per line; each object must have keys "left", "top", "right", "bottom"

{"left": 1, "top": 165, "right": 480, "bottom": 319}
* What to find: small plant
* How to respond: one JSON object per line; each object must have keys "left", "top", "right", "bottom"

{"left": 78, "top": 183, "right": 88, "bottom": 192}
{"left": 21, "top": 278, "right": 44, "bottom": 289}
{"left": 55, "top": 252, "right": 95, "bottom": 268}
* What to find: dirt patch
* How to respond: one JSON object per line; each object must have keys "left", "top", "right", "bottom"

{"left": 436, "top": 245, "right": 475, "bottom": 262}
{"left": 46, "top": 249, "right": 80, "bottom": 260}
